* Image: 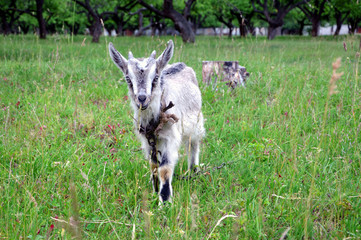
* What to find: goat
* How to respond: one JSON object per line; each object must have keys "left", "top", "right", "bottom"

{"left": 108, "top": 40, "right": 205, "bottom": 202}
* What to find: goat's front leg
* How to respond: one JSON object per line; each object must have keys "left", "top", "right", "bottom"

{"left": 141, "top": 137, "right": 160, "bottom": 193}
{"left": 150, "top": 160, "right": 159, "bottom": 193}
{"left": 158, "top": 152, "right": 176, "bottom": 202}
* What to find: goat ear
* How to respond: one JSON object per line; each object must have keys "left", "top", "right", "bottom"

{"left": 109, "top": 42, "right": 128, "bottom": 74}
{"left": 156, "top": 40, "right": 174, "bottom": 71}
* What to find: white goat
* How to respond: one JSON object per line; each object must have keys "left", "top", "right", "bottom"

{"left": 109, "top": 40, "right": 205, "bottom": 202}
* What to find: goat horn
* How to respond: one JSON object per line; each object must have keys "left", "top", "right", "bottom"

{"left": 150, "top": 50, "right": 156, "bottom": 59}
{"left": 128, "top": 51, "right": 134, "bottom": 59}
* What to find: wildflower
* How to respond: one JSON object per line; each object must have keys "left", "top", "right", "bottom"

{"left": 329, "top": 58, "right": 343, "bottom": 96}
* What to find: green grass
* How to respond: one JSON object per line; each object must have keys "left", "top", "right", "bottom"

{"left": 1, "top": 34, "right": 360, "bottom": 239}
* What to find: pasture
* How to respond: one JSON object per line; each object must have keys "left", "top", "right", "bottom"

{"left": 0, "top": 34, "right": 360, "bottom": 239}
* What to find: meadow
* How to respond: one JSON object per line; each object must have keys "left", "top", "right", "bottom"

{"left": 0, "top": 34, "right": 360, "bottom": 239}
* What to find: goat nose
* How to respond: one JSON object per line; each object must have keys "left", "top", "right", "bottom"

{"left": 138, "top": 94, "right": 146, "bottom": 103}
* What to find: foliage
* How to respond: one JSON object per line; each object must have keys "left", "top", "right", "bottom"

{"left": 1, "top": 0, "right": 360, "bottom": 41}
{"left": 0, "top": 35, "right": 360, "bottom": 239}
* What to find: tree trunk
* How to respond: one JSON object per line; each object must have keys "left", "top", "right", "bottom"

{"left": 19, "top": 21, "right": 30, "bottom": 34}
{"left": 35, "top": 0, "right": 46, "bottom": 39}
{"left": 334, "top": 20, "right": 341, "bottom": 36}
{"left": 235, "top": 14, "right": 247, "bottom": 37}
{"left": 240, "top": 24, "right": 247, "bottom": 37}
{"left": 138, "top": 0, "right": 195, "bottom": 42}
{"left": 171, "top": 14, "right": 195, "bottom": 43}
{"left": 158, "top": 20, "right": 166, "bottom": 36}
{"left": 299, "top": 22, "right": 304, "bottom": 35}
{"left": 334, "top": 10, "right": 349, "bottom": 36}
{"left": 228, "top": 27, "right": 233, "bottom": 38}
{"left": 74, "top": 0, "right": 105, "bottom": 43}
{"left": 268, "top": 25, "right": 281, "bottom": 40}
{"left": 297, "top": 18, "right": 306, "bottom": 35}
{"left": 333, "top": 9, "right": 342, "bottom": 36}
{"left": 1, "top": 13, "right": 11, "bottom": 35}
{"left": 348, "top": 23, "right": 356, "bottom": 35}
{"left": 66, "top": 22, "right": 80, "bottom": 35}
{"left": 310, "top": 16, "right": 320, "bottom": 37}
{"left": 115, "top": 13, "right": 124, "bottom": 36}
{"left": 91, "top": 19, "right": 102, "bottom": 43}
{"left": 1, "top": 0, "right": 20, "bottom": 35}
{"left": 248, "top": 26, "right": 256, "bottom": 36}
{"left": 135, "top": 11, "right": 145, "bottom": 36}
{"left": 116, "top": 24, "right": 123, "bottom": 36}
{"left": 347, "top": 16, "right": 359, "bottom": 35}
{"left": 73, "top": 23, "right": 80, "bottom": 35}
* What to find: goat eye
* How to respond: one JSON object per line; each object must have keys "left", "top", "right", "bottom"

{"left": 125, "top": 76, "right": 133, "bottom": 87}
{"left": 125, "top": 76, "right": 132, "bottom": 84}
{"left": 151, "top": 75, "right": 159, "bottom": 90}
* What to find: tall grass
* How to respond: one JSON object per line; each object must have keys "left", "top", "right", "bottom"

{"left": 0, "top": 34, "right": 360, "bottom": 239}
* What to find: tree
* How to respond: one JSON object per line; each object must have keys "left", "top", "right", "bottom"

{"left": 202, "top": 0, "right": 253, "bottom": 38}
{"left": 149, "top": 14, "right": 167, "bottom": 36}
{"left": 347, "top": 1, "right": 361, "bottom": 34}
{"left": 35, "top": 0, "right": 46, "bottom": 38}
{"left": 281, "top": 8, "right": 308, "bottom": 35}
{"left": 138, "top": 0, "right": 196, "bottom": 43}
{"left": 226, "top": 0, "right": 255, "bottom": 37}
{"left": 9, "top": 0, "right": 48, "bottom": 38}
{"left": 129, "top": 7, "right": 150, "bottom": 36}
{"left": 18, "top": 14, "right": 36, "bottom": 34}
{"left": 57, "top": 1, "right": 88, "bottom": 35}
{"left": 298, "top": 0, "right": 328, "bottom": 37}
{"left": 73, "top": 0, "right": 104, "bottom": 42}
{"left": 213, "top": 5, "right": 235, "bottom": 38}
{"left": 74, "top": 0, "right": 139, "bottom": 42}
{"left": 331, "top": 0, "right": 350, "bottom": 36}
{"left": 252, "top": 0, "right": 309, "bottom": 40}
{"left": 0, "top": 0, "right": 24, "bottom": 35}
{"left": 101, "top": 1, "right": 138, "bottom": 36}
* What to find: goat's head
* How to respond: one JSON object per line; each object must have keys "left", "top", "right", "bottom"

{"left": 109, "top": 40, "right": 174, "bottom": 110}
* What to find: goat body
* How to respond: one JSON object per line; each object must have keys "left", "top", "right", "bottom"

{"left": 109, "top": 40, "right": 205, "bottom": 202}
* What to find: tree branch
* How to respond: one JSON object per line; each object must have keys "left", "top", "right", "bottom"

{"left": 183, "top": 0, "right": 196, "bottom": 18}
{"left": 341, "top": 11, "right": 350, "bottom": 23}
{"left": 251, "top": 0, "right": 264, "bottom": 14}
{"left": 73, "top": 0, "right": 88, "bottom": 10}
{"left": 318, "top": 0, "right": 327, "bottom": 18}
{"left": 138, "top": 0, "right": 165, "bottom": 17}
{"left": 8, "top": 8, "right": 36, "bottom": 17}
{"left": 285, "top": 0, "right": 309, "bottom": 13}
{"left": 114, "top": 0, "right": 138, "bottom": 13}
{"left": 129, "top": 7, "right": 147, "bottom": 16}
{"left": 73, "top": 0, "right": 99, "bottom": 20}
{"left": 298, "top": 5, "right": 311, "bottom": 18}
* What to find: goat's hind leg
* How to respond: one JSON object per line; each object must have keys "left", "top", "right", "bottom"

{"left": 186, "top": 138, "right": 200, "bottom": 172}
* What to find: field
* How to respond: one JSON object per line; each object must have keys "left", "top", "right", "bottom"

{"left": 1, "top": 34, "right": 360, "bottom": 239}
